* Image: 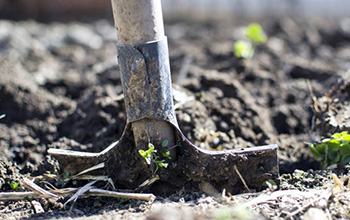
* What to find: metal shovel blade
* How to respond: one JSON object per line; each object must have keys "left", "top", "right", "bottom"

{"left": 49, "top": 123, "right": 278, "bottom": 194}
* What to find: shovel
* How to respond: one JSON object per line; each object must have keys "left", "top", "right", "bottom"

{"left": 48, "top": 0, "right": 278, "bottom": 194}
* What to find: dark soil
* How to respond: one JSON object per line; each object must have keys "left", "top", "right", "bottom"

{"left": 1, "top": 17, "right": 350, "bottom": 219}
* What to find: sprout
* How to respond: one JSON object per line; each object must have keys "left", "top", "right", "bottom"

{"left": 139, "top": 142, "right": 170, "bottom": 173}
{"left": 234, "top": 41, "right": 254, "bottom": 59}
{"left": 10, "top": 181, "right": 19, "bottom": 190}
{"left": 245, "top": 23, "right": 267, "bottom": 44}
{"left": 233, "top": 23, "right": 267, "bottom": 59}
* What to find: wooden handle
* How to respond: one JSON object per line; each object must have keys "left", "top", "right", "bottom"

{"left": 111, "top": 0, "right": 165, "bottom": 45}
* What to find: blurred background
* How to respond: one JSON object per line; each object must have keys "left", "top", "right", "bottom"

{"left": 0, "top": 0, "right": 349, "bottom": 22}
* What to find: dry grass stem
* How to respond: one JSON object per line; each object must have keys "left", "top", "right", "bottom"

{"left": 135, "top": 175, "right": 160, "bottom": 191}
{"left": 86, "top": 188, "right": 156, "bottom": 201}
{"left": 70, "top": 162, "right": 105, "bottom": 179}
{"left": 64, "top": 180, "right": 97, "bottom": 210}
{"left": 233, "top": 165, "right": 250, "bottom": 192}
{"left": 21, "top": 177, "right": 59, "bottom": 198}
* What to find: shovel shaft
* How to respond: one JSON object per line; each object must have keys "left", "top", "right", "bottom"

{"left": 111, "top": 0, "right": 176, "bottom": 154}
{"left": 111, "top": 0, "right": 164, "bottom": 45}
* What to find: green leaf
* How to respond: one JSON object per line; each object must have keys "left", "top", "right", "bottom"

{"left": 315, "top": 143, "right": 328, "bottom": 154}
{"left": 158, "top": 161, "right": 168, "bottom": 169}
{"left": 340, "top": 131, "right": 348, "bottom": 137}
{"left": 341, "top": 154, "right": 350, "bottom": 164}
{"left": 266, "top": 179, "right": 277, "bottom": 185}
{"left": 325, "top": 139, "right": 340, "bottom": 151}
{"left": 234, "top": 41, "right": 254, "bottom": 59}
{"left": 332, "top": 133, "right": 342, "bottom": 139}
{"left": 321, "top": 161, "right": 328, "bottom": 169}
{"left": 245, "top": 23, "right": 267, "bottom": 44}
{"left": 139, "top": 146, "right": 153, "bottom": 165}
{"left": 327, "top": 150, "right": 340, "bottom": 163}
{"left": 10, "top": 181, "right": 19, "bottom": 190}
{"left": 310, "top": 145, "right": 324, "bottom": 161}
{"left": 343, "top": 134, "right": 350, "bottom": 143}
{"left": 323, "top": 145, "right": 329, "bottom": 169}
{"left": 162, "top": 151, "right": 171, "bottom": 160}
{"left": 147, "top": 143, "right": 155, "bottom": 153}
{"left": 161, "top": 140, "right": 169, "bottom": 148}
{"left": 340, "top": 143, "right": 350, "bottom": 155}
{"left": 139, "top": 150, "right": 145, "bottom": 157}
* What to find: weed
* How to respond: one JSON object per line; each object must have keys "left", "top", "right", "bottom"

{"left": 139, "top": 142, "right": 170, "bottom": 173}
{"left": 309, "top": 131, "right": 350, "bottom": 169}
{"left": 233, "top": 23, "right": 267, "bottom": 59}
{"left": 139, "top": 143, "right": 154, "bottom": 165}
{"left": 10, "top": 181, "right": 19, "bottom": 190}
{"left": 234, "top": 41, "right": 254, "bottom": 59}
{"left": 245, "top": 23, "right": 267, "bottom": 44}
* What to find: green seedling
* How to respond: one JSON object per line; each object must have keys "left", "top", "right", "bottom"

{"left": 233, "top": 23, "right": 267, "bottom": 59}
{"left": 309, "top": 131, "right": 350, "bottom": 169}
{"left": 245, "top": 23, "right": 267, "bottom": 44}
{"left": 162, "top": 151, "right": 171, "bottom": 160}
{"left": 139, "top": 143, "right": 154, "bottom": 165}
{"left": 10, "top": 181, "right": 19, "bottom": 190}
{"left": 234, "top": 41, "right": 254, "bottom": 59}
{"left": 139, "top": 142, "right": 170, "bottom": 173}
{"left": 161, "top": 139, "right": 168, "bottom": 148}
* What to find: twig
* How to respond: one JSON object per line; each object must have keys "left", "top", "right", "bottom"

{"left": 233, "top": 165, "right": 250, "bottom": 192}
{"left": 86, "top": 188, "right": 156, "bottom": 201}
{"left": 0, "top": 191, "right": 40, "bottom": 201}
{"left": 135, "top": 175, "right": 160, "bottom": 191}
{"left": 69, "top": 175, "right": 115, "bottom": 190}
{"left": 40, "top": 180, "right": 58, "bottom": 191}
{"left": 62, "top": 163, "right": 107, "bottom": 187}
{"left": 70, "top": 163, "right": 105, "bottom": 179}
{"left": 21, "top": 178, "right": 59, "bottom": 198}
{"left": 64, "top": 180, "right": 97, "bottom": 210}
{"left": 306, "top": 79, "right": 319, "bottom": 113}
{"left": 34, "top": 173, "right": 58, "bottom": 180}
{"left": 0, "top": 188, "right": 156, "bottom": 202}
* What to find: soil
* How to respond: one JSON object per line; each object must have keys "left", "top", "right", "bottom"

{"left": 1, "top": 17, "right": 350, "bottom": 219}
